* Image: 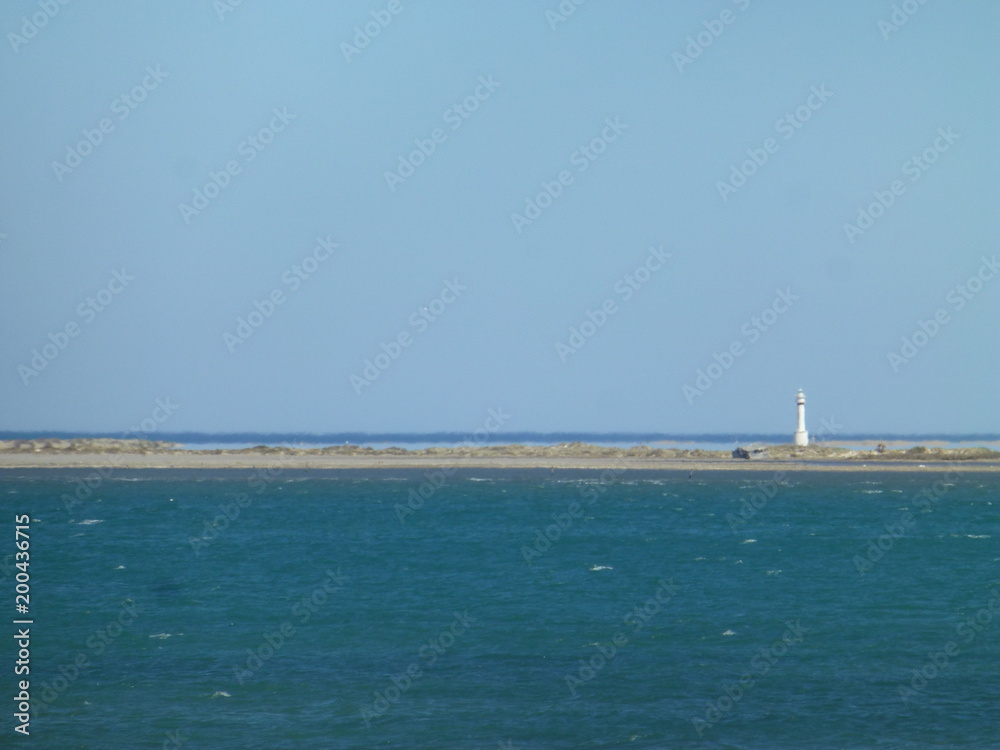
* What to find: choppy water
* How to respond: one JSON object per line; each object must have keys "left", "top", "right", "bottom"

{"left": 3, "top": 469, "right": 999, "bottom": 748}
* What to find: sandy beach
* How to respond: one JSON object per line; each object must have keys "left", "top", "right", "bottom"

{"left": 1, "top": 440, "right": 998, "bottom": 472}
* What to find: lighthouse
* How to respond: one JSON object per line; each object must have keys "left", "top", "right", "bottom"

{"left": 793, "top": 389, "right": 809, "bottom": 447}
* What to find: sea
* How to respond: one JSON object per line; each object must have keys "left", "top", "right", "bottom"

{"left": 2, "top": 460, "right": 999, "bottom": 749}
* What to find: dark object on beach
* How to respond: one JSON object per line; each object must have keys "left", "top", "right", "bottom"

{"left": 732, "top": 444, "right": 768, "bottom": 460}
{"left": 876, "top": 443, "right": 886, "bottom": 454}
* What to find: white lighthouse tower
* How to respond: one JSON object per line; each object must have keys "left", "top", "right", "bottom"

{"left": 793, "top": 389, "right": 809, "bottom": 447}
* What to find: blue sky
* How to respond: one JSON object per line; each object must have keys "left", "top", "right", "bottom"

{"left": 1, "top": 0, "right": 997, "bottom": 436}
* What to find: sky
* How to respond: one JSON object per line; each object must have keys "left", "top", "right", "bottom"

{"left": 1, "top": 0, "right": 998, "bottom": 437}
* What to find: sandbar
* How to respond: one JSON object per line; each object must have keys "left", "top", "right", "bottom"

{"left": 0, "top": 439, "right": 998, "bottom": 473}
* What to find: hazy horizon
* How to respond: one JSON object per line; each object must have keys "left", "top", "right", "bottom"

{"left": 4, "top": 430, "right": 999, "bottom": 444}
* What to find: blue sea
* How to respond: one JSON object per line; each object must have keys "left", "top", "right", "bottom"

{"left": 3, "top": 468, "right": 999, "bottom": 749}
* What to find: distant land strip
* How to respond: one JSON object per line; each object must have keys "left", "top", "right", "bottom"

{"left": 0, "top": 439, "right": 998, "bottom": 472}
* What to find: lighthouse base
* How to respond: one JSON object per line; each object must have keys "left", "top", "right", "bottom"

{"left": 794, "top": 431, "right": 809, "bottom": 447}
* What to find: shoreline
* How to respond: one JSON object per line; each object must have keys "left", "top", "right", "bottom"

{"left": 1, "top": 439, "right": 998, "bottom": 473}
{"left": 1, "top": 452, "right": 998, "bottom": 473}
